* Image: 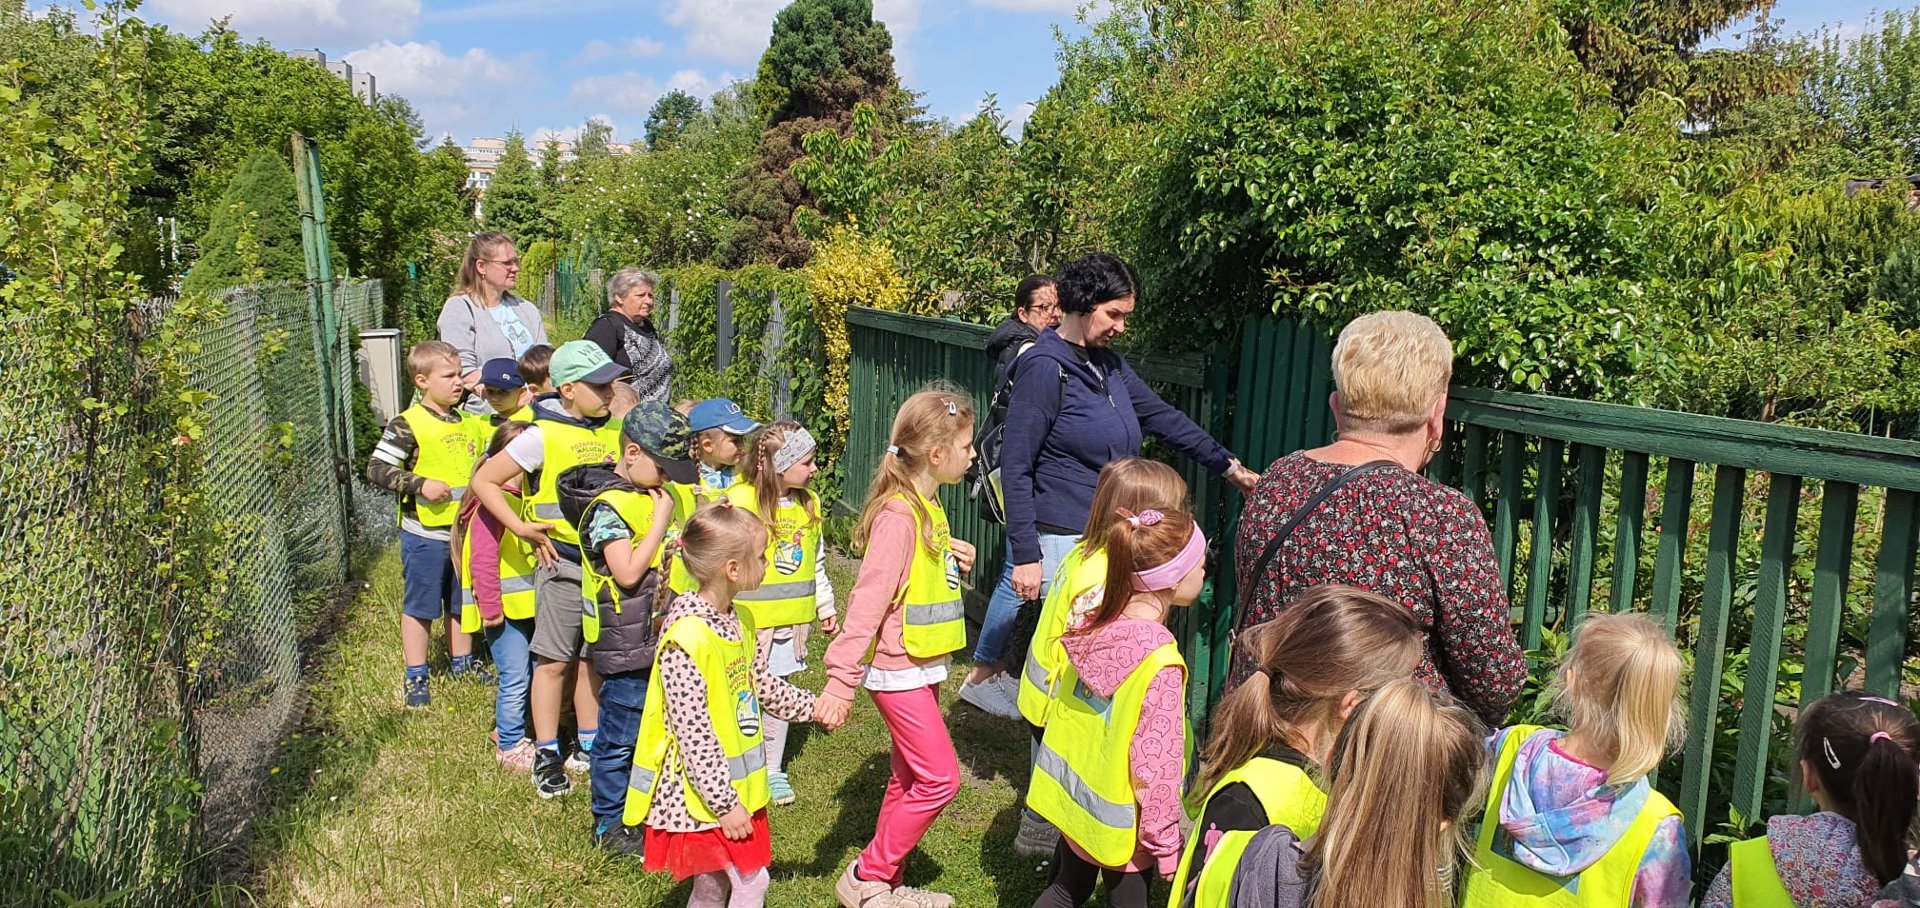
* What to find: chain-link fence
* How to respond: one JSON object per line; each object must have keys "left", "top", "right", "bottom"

{"left": 0, "top": 278, "right": 383, "bottom": 905}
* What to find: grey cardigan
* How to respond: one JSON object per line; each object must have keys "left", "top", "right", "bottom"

{"left": 436, "top": 291, "right": 548, "bottom": 414}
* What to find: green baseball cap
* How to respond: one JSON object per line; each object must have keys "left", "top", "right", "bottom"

{"left": 550, "top": 340, "right": 627, "bottom": 386}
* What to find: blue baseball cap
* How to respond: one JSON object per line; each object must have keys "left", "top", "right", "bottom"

{"left": 478, "top": 357, "right": 524, "bottom": 390}
{"left": 687, "top": 398, "right": 761, "bottom": 435}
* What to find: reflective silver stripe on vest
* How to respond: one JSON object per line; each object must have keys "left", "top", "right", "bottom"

{"left": 534, "top": 502, "right": 564, "bottom": 520}
{"left": 1022, "top": 651, "right": 1048, "bottom": 692}
{"left": 500, "top": 574, "right": 537, "bottom": 595}
{"left": 449, "top": 485, "right": 468, "bottom": 501}
{"left": 737, "top": 580, "right": 814, "bottom": 601}
{"left": 630, "top": 764, "right": 657, "bottom": 795}
{"left": 728, "top": 746, "right": 767, "bottom": 780}
{"left": 1035, "top": 740, "right": 1134, "bottom": 830}
{"left": 904, "top": 598, "right": 963, "bottom": 625}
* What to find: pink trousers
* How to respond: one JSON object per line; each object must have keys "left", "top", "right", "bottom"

{"left": 855, "top": 683, "right": 961, "bottom": 884}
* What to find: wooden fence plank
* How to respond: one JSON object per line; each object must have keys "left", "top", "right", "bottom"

{"left": 1524, "top": 438, "right": 1564, "bottom": 648}
{"left": 1567, "top": 444, "right": 1604, "bottom": 624}
{"left": 1649, "top": 460, "right": 1696, "bottom": 630}
{"left": 1680, "top": 465, "right": 1747, "bottom": 844}
{"left": 1732, "top": 474, "right": 1800, "bottom": 826}
{"left": 1611, "top": 452, "right": 1650, "bottom": 615}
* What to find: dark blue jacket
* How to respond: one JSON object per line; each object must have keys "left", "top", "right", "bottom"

{"left": 1000, "top": 329, "right": 1234, "bottom": 564}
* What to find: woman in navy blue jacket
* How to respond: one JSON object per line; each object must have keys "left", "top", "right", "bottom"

{"left": 1001, "top": 253, "right": 1259, "bottom": 601}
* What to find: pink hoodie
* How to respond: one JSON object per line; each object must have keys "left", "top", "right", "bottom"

{"left": 1059, "top": 617, "right": 1187, "bottom": 875}
{"left": 824, "top": 499, "right": 946, "bottom": 699}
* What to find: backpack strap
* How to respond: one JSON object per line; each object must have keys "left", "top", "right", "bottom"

{"left": 1246, "top": 460, "right": 1397, "bottom": 594}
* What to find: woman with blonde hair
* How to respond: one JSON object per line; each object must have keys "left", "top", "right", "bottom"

{"left": 437, "top": 231, "right": 549, "bottom": 415}
{"left": 1230, "top": 310, "right": 1523, "bottom": 725}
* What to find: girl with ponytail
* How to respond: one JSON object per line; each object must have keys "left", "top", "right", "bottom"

{"left": 1703, "top": 691, "right": 1920, "bottom": 907}
{"left": 1459, "top": 613, "right": 1691, "bottom": 907}
{"left": 1171, "top": 585, "right": 1422, "bottom": 907}
{"left": 1029, "top": 507, "right": 1206, "bottom": 908}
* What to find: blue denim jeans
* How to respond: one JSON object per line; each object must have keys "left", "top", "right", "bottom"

{"left": 485, "top": 617, "right": 535, "bottom": 746}
{"left": 974, "top": 534, "right": 1083, "bottom": 666}
{"left": 591, "top": 670, "right": 649, "bottom": 827}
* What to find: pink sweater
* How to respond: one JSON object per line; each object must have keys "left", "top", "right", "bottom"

{"left": 1059, "top": 618, "right": 1187, "bottom": 875}
{"left": 459, "top": 481, "right": 521, "bottom": 623}
{"left": 823, "top": 500, "right": 945, "bottom": 700}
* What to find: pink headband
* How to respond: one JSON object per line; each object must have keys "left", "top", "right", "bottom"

{"left": 1129, "top": 512, "right": 1207, "bottom": 592}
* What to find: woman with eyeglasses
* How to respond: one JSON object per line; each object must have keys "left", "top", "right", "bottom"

{"left": 437, "top": 231, "right": 550, "bottom": 416}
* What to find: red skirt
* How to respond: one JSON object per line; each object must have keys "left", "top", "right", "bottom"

{"left": 644, "top": 810, "right": 772, "bottom": 880}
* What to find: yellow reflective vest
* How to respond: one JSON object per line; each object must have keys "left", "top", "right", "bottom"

{"left": 1017, "top": 542, "right": 1107, "bottom": 727}
{"left": 726, "top": 484, "right": 821, "bottom": 628}
{"left": 1170, "top": 756, "right": 1327, "bottom": 908}
{"left": 457, "top": 490, "right": 538, "bottom": 633}
{"left": 624, "top": 610, "right": 770, "bottom": 827}
{"left": 666, "top": 475, "right": 743, "bottom": 593}
{"left": 525, "top": 415, "right": 621, "bottom": 548}
{"left": 1030, "top": 640, "right": 1187, "bottom": 868}
{"left": 896, "top": 492, "right": 966, "bottom": 658}
{"left": 398, "top": 404, "right": 481, "bottom": 528}
{"left": 579, "top": 488, "right": 667, "bottom": 644}
{"left": 1728, "top": 837, "right": 1795, "bottom": 907}
{"left": 1460, "top": 726, "right": 1681, "bottom": 908}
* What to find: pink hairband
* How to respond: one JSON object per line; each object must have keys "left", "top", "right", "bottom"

{"left": 1870, "top": 731, "right": 1895, "bottom": 745}
{"left": 1131, "top": 516, "right": 1207, "bottom": 592}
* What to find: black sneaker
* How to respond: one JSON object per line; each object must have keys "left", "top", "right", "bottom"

{"left": 404, "top": 677, "right": 431, "bottom": 709}
{"left": 455, "top": 662, "right": 497, "bottom": 685}
{"left": 533, "top": 747, "right": 571, "bottom": 798}
{"left": 593, "top": 822, "right": 646, "bottom": 859}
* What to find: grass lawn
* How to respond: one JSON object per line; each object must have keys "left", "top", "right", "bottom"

{"left": 221, "top": 546, "right": 1070, "bottom": 907}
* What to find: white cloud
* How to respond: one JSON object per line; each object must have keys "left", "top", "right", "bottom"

{"left": 1008, "top": 100, "right": 1038, "bottom": 136}
{"left": 530, "top": 115, "right": 617, "bottom": 146}
{"left": 967, "top": 0, "right": 1079, "bottom": 11}
{"left": 148, "top": 0, "right": 421, "bottom": 48}
{"left": 569, "top": 69, "right": 732, "bottom": 114}
{"left": 421, "top": 0, "right": 629, "bottom": 23}
{"left": 344, "top": 40, "right": 520, "bottom": 138}
{"left": 576, "top": 36, "right": 667, "bottom": 64}
{"left": 665, "top": 0, "right": 923, "bottom": 74}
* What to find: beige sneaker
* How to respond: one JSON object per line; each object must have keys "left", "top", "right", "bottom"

{"left": 890, "top": 884, "right": 954, "bottom": 908}
{"left": 836, "top": 862, "right": 912, "bottom": 908}
{"left": 495, "top": 738, "right": 536, "bottom": 773}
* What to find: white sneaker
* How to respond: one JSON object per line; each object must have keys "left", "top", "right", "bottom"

{"left": 565, "top": 750, "right": 590, "bottom": 774}
{"left": 836, "top": 862, "right": 912, "bottom": 908}
{"left": 993, "top": 672, "right": 1024, "bottom": 704}
{"left": 959, "top": 675, "right": 1021, "bottom": 720}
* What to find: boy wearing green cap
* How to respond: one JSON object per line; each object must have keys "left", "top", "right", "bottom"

{"left": 470, "top": 340, "right": 626, "bottom": 799}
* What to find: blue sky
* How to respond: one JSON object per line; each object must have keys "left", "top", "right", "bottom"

{"left": 121, "top": 0, "right": 1894, "bottom": 146}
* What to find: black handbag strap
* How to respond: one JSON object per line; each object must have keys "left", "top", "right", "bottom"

{"left": 1247, "top": 460, "right": 1397, "bottom": 590}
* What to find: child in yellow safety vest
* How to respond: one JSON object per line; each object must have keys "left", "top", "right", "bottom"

{"left": 819, "top": 385, "right": 979, "bottom": 908}
{"left": 1172, "top": 584, "right": 1423, "bottom": 908}
{"left": 731, "top": 420, "right": 837, "bottom": 808}
{"left": 1459, "top": 613, "right": 1692, "bottom": 908}
{"left": 1702, "top": 692, "right": 1920, "bottom": 908}
{"left": 627, "top": 502, "right": 824, "bottom": 908}
{"left": 453, "top": 420, "right": 540, "bottom": 772}
{"left": 1029, "top": 505, "right": 1207, "bottom": 908}
{"left": 1223, "top": 678, "right": 1487, "bottom": 908}
{"left": 366, "top": 341, "right": 487, "bottom": 710}
{"left": 474, "top": 357, "right": 533, "bottom": 427}
{"left": 666, "top": 398, "right": 762, "bottom": 594}
{"left": 1011, "top": 457, "right": 1189, "bottom": 860}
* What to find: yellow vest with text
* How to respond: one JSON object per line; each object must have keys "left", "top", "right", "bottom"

{"left": 666, "top": 475, "right": 743, "bottom": 593}
{"left": 526, "top": 416, "right": 622, "bottom": 548}
{"left": 896, "top": 493, "right": 966, "bottom": 658}
{"left": 457, "top": 490, "right": 538, "bottom": 633}
{"left": 1171, "top": 756, "right": 1327, "bottom": 908}
{"left": 398, "top": 404, "right": 481, "bottom": 528}
{"left": 579, "top": 488, "right": 666, "bottom": 644}
{"left": 1728, "top": 836, "right": 1795, "bottom": 907}
{"left": 1031, "top": 641, "right": 1187, "bottom": 868}
{"left": 726, "top": 484, "right": 821, "bottom": 628}
{"left": 1017, "top": 542, "right": 1108, "bottom": 726}
{"left": 1460, "top": 726, "right": 1680, "bottom": 908}
{"left": 623, "top": 610, "right": 769, "bottom": 826}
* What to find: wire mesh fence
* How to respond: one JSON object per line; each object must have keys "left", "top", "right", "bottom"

{"left": 0, "top": 278, "right": 384, "bottom": 905}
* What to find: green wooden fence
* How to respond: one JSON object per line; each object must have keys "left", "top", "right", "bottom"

{"left": 847, "top": 307, "right": 1920, "bottom": 848}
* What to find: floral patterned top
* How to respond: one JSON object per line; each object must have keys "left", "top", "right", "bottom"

{"left": 1231, "top": 452, "right": 1525, "bottom": 725}
{"left": 1703, "top": 813, "right": 1882, "bottom": 908}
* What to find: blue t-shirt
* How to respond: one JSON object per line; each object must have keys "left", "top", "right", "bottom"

{"left": 489, "top": 303, "right": 536, "bottom": 358}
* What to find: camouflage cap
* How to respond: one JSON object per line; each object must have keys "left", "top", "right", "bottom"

{"left": 620, "top": 401, "right": 698, "bottom": 484}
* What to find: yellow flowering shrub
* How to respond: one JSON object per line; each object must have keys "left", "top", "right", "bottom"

{"left": 806, "top": 224, "right": 908, "bottom": 448}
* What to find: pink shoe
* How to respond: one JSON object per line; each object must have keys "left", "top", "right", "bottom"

{"left": 496, "top": 738, "right": 536, "bottom": 772}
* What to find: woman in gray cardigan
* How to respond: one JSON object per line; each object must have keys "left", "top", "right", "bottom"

{"left": 436, "top": 231, "right": 549, "bottom": 415}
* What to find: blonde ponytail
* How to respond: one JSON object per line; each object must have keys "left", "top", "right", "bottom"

{"left": 853, "top": 383, "right": 975, "bottom": 556}
{"left": 1554, "top": 612, "right": 1684, "bottom": 784}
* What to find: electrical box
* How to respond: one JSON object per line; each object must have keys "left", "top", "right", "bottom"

{"left": 358, "top": 329, "right": 404, "bottom": 423}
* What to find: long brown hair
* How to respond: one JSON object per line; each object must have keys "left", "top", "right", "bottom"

{"left": 455, "top": 231, "right": 514, "bottom": 296}
{"left": 1198, "top": 585, "right": 1421, "bottom": 791}
{"left": 1307, "top": 679, "right": 1487, "bottom": 908}
{"left": 1795, "top": 691, "right": 1920, "bottom": 884}
{"left": 1080, "top": 458, "right": 1187, "bottom": 553}
{"left": 655, "top": 500, "right": 768, "bottom": 617}
{"left": 1552, "top": 612, "right": 1684, "bottom": 784}
{"left": 853, "top": 382, "right": 975, "bottom": 556}
{"left": 740, "top": 420, "right": 818, "bottom": 531}
{"left": 1072, "top": 506, "right": 1196, "bottom": 634}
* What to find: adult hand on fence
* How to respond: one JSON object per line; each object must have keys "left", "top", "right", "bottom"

{"left": 514, "top": 520, "right": 559, "bottom": 567}
{"left": 418, "top": 479, "right": 453, "bottom": 503}
{"left": 949, "top": 538, "right": 976, "bottom": 574}
{"left": 1011, "top": 561, "right": 1044, "bottom": 600}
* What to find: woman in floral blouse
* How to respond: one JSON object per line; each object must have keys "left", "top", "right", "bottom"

{"left": 1230, "top": 311, "right": 1524, "bottom": 725}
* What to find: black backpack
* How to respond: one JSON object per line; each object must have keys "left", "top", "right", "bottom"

{"left": 968, "top": 357, "right": 1066, "bottom": 525}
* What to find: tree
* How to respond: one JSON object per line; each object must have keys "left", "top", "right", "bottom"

{"left": 181, "top": 150, "right": 306, "bottom": 293}
{"left": 575, "top": 118, "right": 613, "bottom": 160}
{"left": 483, "top": 130, "right": 551, "bottom": 244}
{"left": 645, "top": 89, "right": 703, "bottom": 150}
{"left": 537, "top": 136, "right": 565, "bottom": 189}
{"left": 1556, "top": 0, "right": 1802, "bottom": 125}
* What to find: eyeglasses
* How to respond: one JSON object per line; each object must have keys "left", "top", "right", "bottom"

{"left": 482, "top": 258, "right": 521, "bottom": 268}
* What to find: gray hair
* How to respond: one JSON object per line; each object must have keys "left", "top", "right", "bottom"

{"left": 607, "top": 267, "right": 659, "bottom": 308}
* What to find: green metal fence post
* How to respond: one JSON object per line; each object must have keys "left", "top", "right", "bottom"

{"left": 291, "top": 133, "right": 352, "bottom": 576}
